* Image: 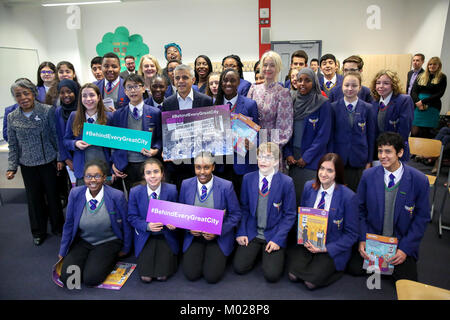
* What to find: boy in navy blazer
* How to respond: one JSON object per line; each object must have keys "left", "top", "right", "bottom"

{"left": 319, "top": 54, "right": 343, "bottom": 96}
{"left": 347, "top": 132, "right": 430, "bottom": 281}
{"left": 234, "top": 142, "right": 297, "bottom": 282}
{"left": 110, "top": 74, "right": 162, "bottom": 193}
{"left": 93, "top": 52, "right": 129, "bottom": 110}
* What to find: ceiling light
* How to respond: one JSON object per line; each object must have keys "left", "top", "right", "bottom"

{"left": 42, "top": 0, "right": 121, "bottom": 7}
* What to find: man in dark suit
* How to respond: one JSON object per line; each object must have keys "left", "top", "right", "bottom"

{"left": 119, "top": 55, "right": 136, "bottom": 79}
{"left": 162, "top": 64, "right": 213, "bottom": 188}
{"left": 406, "top": 53, "right": 425, "bottom": 95}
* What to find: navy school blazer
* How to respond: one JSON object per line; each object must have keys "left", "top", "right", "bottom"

{"left": 110, "top": 103, "right": 162, "bottom": 172}
{"left": 36, "top": 86, "right": 47, "bottom": 103}
{"left": 58, "top": 185, "right": 132, "bottom": 257}
{"left": 356, "top": 164, "right": 430, "bottom": 260}
{"left": 370, "top": 94, "right": 414, "bottom": 161}
{"left": 319, "top": 74, "right": 344, "bottom": 94}
{"left": 330, "top": 98, "right": 376, "bottom": 168}
{"left": 127, "top": 183, "right": 179, "bottom": 257}
{"left": 327, "top": 85, "right": 373, "bottom": 104}
{"left": 3, "top": 103, "right": 19, "bottom": 142}
{"left": 237, "top": 171, "right": 297, "bottom": 248}
{"left": 144, "top": 96, "right": 163, "bottom": 110}
{"left": 227, "top": 94, "right": 259, "bottom": 176}
{"left": 63, "top": 111, "right": 113, "bottom": 179}
{"left": 284, "top": 101, "right": 332, "bottom": 170}
{"left": 93, "top": 78, "right": 129, "bottom": 109}
{"left": 300, "top": 180, "right": 359, "bottom": 271}
{"left": 238, "top": 79, "right": 252, "bottom": 97}
{"left": 179, "top": 176, "right": 242, "bottom": 256}
{"left": 55, "top": 106, "right": 73, "bottom": 163}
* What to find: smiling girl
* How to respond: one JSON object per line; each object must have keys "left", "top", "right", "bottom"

{"left": 63, "top": 83, "right": 112, "bottom": 185}
{"left": 127, "top": 158, "right": 179, "bottom": 283}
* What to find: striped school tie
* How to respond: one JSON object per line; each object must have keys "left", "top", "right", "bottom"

{"left": 150, "top": 192, "right": 157, "bottom": 199}
{"left": 261, "top": 177, "right": 269, "bottom": 196}
{"left": 200, "top": 185, "right": 208, "bottom": 201}
{"left": 87, "top": 118, "right": 95, "bottom": 124}
{"left": 346, "top": 103, "right": 354, "bottom": 113}
{"left": 326, "top": 81, "right": 332, "bottom": 89}
{"left": 89, "top": 199, "right": 98, "bottom": 210}
{"left": 132, "top": 107, "right": 140, "bottom": 120}
{"left": 317, "top": 191, "right": 327, "bottom": 210}
{"left": 107, "top": 81, "right": 113, "bottom": 92}
{"left": 388, "top": 174, "right": 396, "bottom": 188}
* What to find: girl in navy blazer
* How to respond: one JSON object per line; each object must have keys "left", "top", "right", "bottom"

{"left": 234, "top": 142, "right": 297, "bottom": 282}
{"left": 287, "top": 153, "right": 359, "bottom": 290}
{"left": 330, "top": 72, "right": 376, "bottom": 192}
{"left": 58, "top": 159, "right": 132, "bottom": 287}
{"left": 128, "top": 158, "right": 179, "bottom": 283}
{"left": 63, "top": 83, "right": 113, "bottom": 185}
{"left": 180, "top": 151, "right": 242, "bottom": 284}
{"left": 36, "top": 61, "right": 56, "bottom": 103}
{"left": 369, "top": 70, "right": 414, "bottom": 162}
{"left": 214, "top": 68, "right": 259, "bottom": 195}
{"left": 285, "top": 68, "right": 332, "bottom": 206}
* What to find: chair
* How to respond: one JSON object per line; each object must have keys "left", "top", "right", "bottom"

{"left": 408, "top": 137, "right": 443, "bottom": 219}
{"left": 438, "top": 168, "right": 450, "bottom": 237}
{"left": 396, "top": 279, "right": 450, "bottom": 300}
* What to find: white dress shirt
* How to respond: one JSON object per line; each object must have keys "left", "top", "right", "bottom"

{"left": 313, "top": 183, "right": 335, "bottom": 212}
{"left": 129, "top": 100, "right": 144, "bottom": 118}
{"left": 383, "top": 162, "right": 404, "bottom": 187}
{"left": 147, "top": 184, "right": 162, "bottom": 199}
{"left": 85, "top": 186, "right": 104, "bottom": 205}
{"left": 177, "top": 89, "right": 194, "bottom": 110}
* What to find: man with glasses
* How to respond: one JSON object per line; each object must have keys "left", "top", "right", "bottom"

{"left": 327, "top": 55, "right": 373, "bottom": 103}
{"left": 120, "top": 55, "right": 136, "bottom": 79}
{"left": 110, "top": 73, "right": 162, "bottom": 194}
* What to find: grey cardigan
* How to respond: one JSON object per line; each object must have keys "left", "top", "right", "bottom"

{"left": 7, "top": 101, "right": 59, "bottom": 171}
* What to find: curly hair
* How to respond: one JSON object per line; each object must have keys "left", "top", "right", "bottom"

{"left": 370, "top": 69, "right": 403, "bottom": 101}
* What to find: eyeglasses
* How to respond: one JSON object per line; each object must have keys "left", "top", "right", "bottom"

{"left": 125, "top": 85, "right": 143, "bottom": 91}
{"left": 84, "top": 174, "right": 104, "bottom": 180}
{"left": 41, "top": 70, "right": 54, "bottom": 74}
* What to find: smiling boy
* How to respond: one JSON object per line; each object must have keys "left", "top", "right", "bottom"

{"left": 319, "top": 54, "right": 343, "bottom": 97}
{"left": 347, "top": 132, "right": 430, "bottom": 282}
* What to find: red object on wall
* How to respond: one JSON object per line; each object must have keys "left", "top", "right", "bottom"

{"left": 258, "top": 0, "right": 271, "bottom": 59}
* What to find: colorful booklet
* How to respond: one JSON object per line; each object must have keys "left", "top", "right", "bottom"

{"left": 297, "top": 207, "right": 328, "bottom": 250}
{"left": 363, "top": 233, "right": 398, "bottom": 275}
{"left": 52, "top": 259, "right": 136, "bottom": 290}
{"left": 231, "top": 113, "right": 260, "bottom": 157}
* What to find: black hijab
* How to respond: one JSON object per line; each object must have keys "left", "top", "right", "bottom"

{"left": 57, "top": 79, "right": 79, "bottom": 121}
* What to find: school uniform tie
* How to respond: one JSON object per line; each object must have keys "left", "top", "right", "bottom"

{"left": 261, "top": 177, "right": 269, "bottom": 196}
{"left": 107, "top": 81, "right": 113, "bottom": 92}
{"left": 227, "top": 101, "right": 232, "bottom": 109}
{"left": 379, "top": 101, "right": 386, "bottom": 110}
{"left": 388, "top": 173, "right": 396, "bottom": 188}
{"left": 200, "top": 185, "right": 208, "bottom": 201}
{"left": 317, "top": 191, "right": 327, "bottom": 210}
{"left": 132, "top": 107, "right": 140, "bottom": 120}
{"left": 89, "top": 199, "right": 98, "bottom": 210}
{"left": 326, "top": 81, "right": 332, "bottom": 89}
{"left": 150, "top": 192, "right": 157, "bottom": 199}
{"left": 346, "top": 103, "right": 354, "bottom": 113}
{"left": 87, "top": 118, "right": 95, "bottom": 124}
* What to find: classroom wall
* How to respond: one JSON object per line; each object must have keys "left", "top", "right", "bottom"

{"left": 1, "top": 0, "right": 449, "bottom": 112}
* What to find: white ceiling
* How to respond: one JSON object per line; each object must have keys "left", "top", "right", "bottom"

{"left": 2, "top": 0, "right": 155, "bottom": 6}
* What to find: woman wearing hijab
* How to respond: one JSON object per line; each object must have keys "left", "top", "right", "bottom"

{"left": 284, "top": 68, "right": 332, "bottom": 207}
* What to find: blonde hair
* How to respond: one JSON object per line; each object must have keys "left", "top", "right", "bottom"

{"left": 418, "top": 56, "right": 443, "bottom": 86}
{"left": 257, "top": 142, "right": 280, "bottom": 160}
{"left": 138, "top": 54, "right": 162, "bottom": 79}
{"left": 260, "top": 51, "right": 282, "bottom": 80}
{"left": 370, "top": 69, "right": 403, "bottom": 101}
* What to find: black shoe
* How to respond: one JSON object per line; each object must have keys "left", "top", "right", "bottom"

{"left": 33, "top": 237, "right": 45, "bottom": 246}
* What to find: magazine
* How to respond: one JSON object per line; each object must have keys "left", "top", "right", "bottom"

{"left": 297, "top": 207, "right": 328, "bottom": 250}
{"left": 363, "top": 233, "right": 398, "bottom": 275}
{"left": 231, "top": 113, "right": 260, "bottom": 157}
{"left": 52, "top": 260, "right": 136, "bottom": 290}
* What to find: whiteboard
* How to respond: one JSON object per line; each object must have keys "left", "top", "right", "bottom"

{"left": 0, "top": 47, "right": 40, "bottom": 127}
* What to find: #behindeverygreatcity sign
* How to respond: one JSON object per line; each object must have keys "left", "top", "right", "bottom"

{"left": 83, "top": 122, "right": 152, "bottom": 153}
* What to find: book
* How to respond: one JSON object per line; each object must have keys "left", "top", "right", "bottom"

{"left": 297, "top": 207, "right": 328, "bottom": 250}
{"left": 231, "top": 113, "right": 260, "bottom": 158}
{"left": 363, "top": 233, "right": 398, "bottom": 275}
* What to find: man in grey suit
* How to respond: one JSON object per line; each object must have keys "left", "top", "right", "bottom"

{"left": 119, "top": 55, "right": 136, "bottom": 79}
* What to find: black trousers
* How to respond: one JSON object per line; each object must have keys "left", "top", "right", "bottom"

{"left": 137, "top": 234, "right": 178, "bottom": 278}
{"left": 20, "top": 161, "right": 64, "bottom": 238}
{"left": 233, "top": 237, "right": 286, "bottom": 283}
{"left": 164, "top": 162, "right": 195, "bottom": 191}
{"left": 60, "top": 237, "right": 122, "bottom": 287}
{"left": 124, "top": 162, "right": 145, "bottom": 194}
{"left": 182, "top": 236, "right": 227, "bottom": 284}
{"left": 346, "top": 243, "right": 418, "bottom": 282}
{"left": 287, "top": 245, "right": 343, "bottom": 287}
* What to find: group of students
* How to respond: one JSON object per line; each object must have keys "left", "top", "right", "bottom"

{"left": 4, "top": 43, "right": 435, "bottom": 290}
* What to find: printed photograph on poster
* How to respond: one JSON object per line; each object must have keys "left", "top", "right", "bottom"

{"left": 161, "top": 105, "right": 233, "bottom": 161}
